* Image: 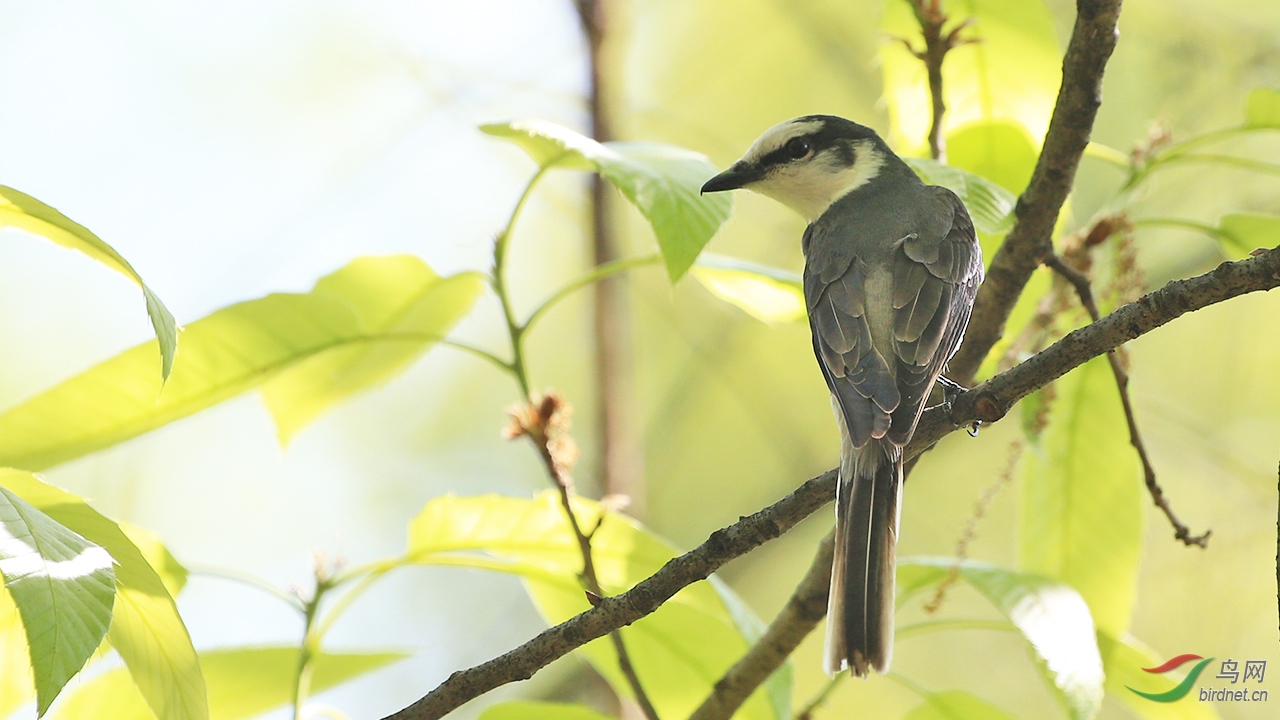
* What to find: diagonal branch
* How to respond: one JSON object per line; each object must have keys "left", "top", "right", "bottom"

{"left": 1043, "top": 253, "right": 1210, "bottom": 547}
{"left": 948, "top": 0, "right": 1126, "bottom": 381}
{"left": 382, "top": 246, "right": 1280, "bottom": 720}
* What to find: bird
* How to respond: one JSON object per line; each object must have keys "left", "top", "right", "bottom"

{"left": 700, "top": 115, "right": 983, "bottom": 677}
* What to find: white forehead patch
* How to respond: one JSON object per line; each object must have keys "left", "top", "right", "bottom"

{"left": 742, "top": 118, "right": 825, "bottom": 164}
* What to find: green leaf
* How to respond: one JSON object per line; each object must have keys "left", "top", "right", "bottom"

{"left": 1244, "top": 87, "right": 1280, "bottom": 129}
{"left": 0, "top": 587, "right": 36, "bottom": 718}
{"left": 51, "top": 647, "right": 406, "bottom": 720}
{"left": 946, "top": 119, "right": 1039, "bottom": 194}
{"left": 0, "top": 256, "right": 480, "bottom": 471}
{"left": 478, "top": 701, "right": 616, "bottom": 720}
{"left": 898, "top": 558, "right": 1104, "bottom": 720}
{"left": 3, "top": 471, "right": 207, "bottom": 720}
{"left": 0, "top": 293, "right": 358, "bottom": 471}
{"left": 405, "top": 492, "right": 787, "bottom": 720}
{"left": 0, "top": 185, "right": 179, "bottom": 380}
{"left": 120, "top": 523, "right": 188, "bottom": 598}
{"left": 1098, "top": 633, "right": 1221, "bottom": 720}
{"left": 880, "top": 0, "right": 1061, "bottom": 155}
{"left": 1019, "top": 357, "right": 1144, "bottom": 638}
{"left": 482, "top": 119, "right": 733, "bottom": 282}
{"left": 904, "top": 157, "right": 1017, "bottom": 235}
{"left": 903, "top": 690, "right": 1019, "bottom": 720}
{"left": 261, "top": 256, "right": 485, "bottom": 445}
{"left": 1217, "top": 213, "right": 1280, "bottom": 259}
{"left": 0, "top": 472, "right": 115, "bottom": 717}
{"left": 690, "top": 254, "right": 805, "bottom": 324}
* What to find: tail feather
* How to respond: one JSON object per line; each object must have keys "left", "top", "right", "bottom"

{"left": 824, "top": 435, "right": 902, "bottom": 677}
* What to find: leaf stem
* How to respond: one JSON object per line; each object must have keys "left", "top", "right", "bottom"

{"left": 1131, "top": 217, "right": 1228, "bottom": 242}
{"left": 492, "top": 164, "right": 554, "bottom": 397}
{"left": 894, "top": 618, "right": 1016, "bottom": 640}
{"left": 188, "top": 564, "right": 306, "bottom": 612}
{"left": 522, "top": 253, "right": 662, "bottom": 334}
{"left": 793, "top": 674, "right": 845, "bottom": 720}
{"left": 293, "top": 570, "right": 337, "bottom": 720}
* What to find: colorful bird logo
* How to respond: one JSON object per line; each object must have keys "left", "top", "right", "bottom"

{"left": 1127, "top": 654, "right": 1215, "bottom": 702}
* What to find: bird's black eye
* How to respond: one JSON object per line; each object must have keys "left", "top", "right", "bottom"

{"left": 784, "top": 137, "right": 812, "bottom": 160}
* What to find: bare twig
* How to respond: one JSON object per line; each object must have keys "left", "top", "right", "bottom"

{"left": 506, "top": 393, "right": 662, "bottom": 720}
{"left": 793, "top": 674, "right": 845, "bottom": 720}
{"left": 902, "top": 0, "right": 975, "bottom": 160}
{"left": 383, "top": 245, "right": 1280, "bottom": 720}
{"left": 687, "top": 533, "right": 835, "bottom": 720}
{"left": 949, "top": 0, "right": 1126, "bottom": 381}
{"left": 1043, "top": 253, "right": 1210, "bottom": 547}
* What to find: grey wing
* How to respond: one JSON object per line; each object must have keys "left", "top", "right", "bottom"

{"left": 804, "top": 226, "right": 900, "bottom": 449}
{"left": 886, "top": 187, "right": 984, "bottom": 445}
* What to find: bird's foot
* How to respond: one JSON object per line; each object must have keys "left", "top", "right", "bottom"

{"left": 935, "top": 376, "right": 982, "bottom": 436}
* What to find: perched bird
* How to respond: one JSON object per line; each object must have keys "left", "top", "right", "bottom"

{"left": 701, "top": 116, "right": 983, "bottom": 677}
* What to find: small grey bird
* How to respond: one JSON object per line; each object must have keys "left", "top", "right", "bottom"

{"left": 701, "top": 116, "right": 983, "bottom": 677}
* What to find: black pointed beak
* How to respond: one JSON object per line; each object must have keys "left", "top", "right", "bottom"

{"left": 701, "top": 162, "right": 760, "bottom": 194}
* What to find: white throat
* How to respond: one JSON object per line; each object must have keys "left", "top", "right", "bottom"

{"left": 749, "top": 140, "right": 884, "bottom": 222}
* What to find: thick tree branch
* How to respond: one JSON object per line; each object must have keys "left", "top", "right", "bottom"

{"left": 687, "top": 533, "right": 835, "bottom": 720}
{"left": 949, "top": 0, "right": 1125, "bottom": 381}
{"left": 385, "top": 245, "right": 1280, "bottom": 720}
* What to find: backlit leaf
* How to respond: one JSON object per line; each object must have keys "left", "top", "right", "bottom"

{"left": 52, "top": 647, "right": 406, "bottom": 720}
{"left": 1098, "top": 633, "right": 1220, "bottom": 720}
{"left": 404, "top": 492, "right": 787, "bottom": 720}
{"left": 691, "top": 254, "right": 805, "bottom": 324}
{"left": 899, "top": 558, "right": 1104, "bottom": 720}
{"left": 904, "top": 157, "right": 1017, "bottom": 236}
{"left": 262, "top": 256, "right": 485, "bottom": 445}
{"left": 1243, "top": 87, "right": 1280, "bottom": 130}
{"left": 3, "top": 471, "right": 207, "bottom": 720}
{"left": 903, "top": 690, "right": 1019, "bottom": 720}
{"left": 1217, "top": 213, "right": 1280, "bottom": 259}
{"left": 483, "top": 120, "right": 733, "bottom": 282}
{"left": 0, "top": 471, "right": 115, "bottom": 716}
{"left": 1019, "top": 357, "right": 1144, "bottom": 638}
{"left": 478, "top": 701, "right": 616, "bottom": 720}
{"left": 0, "top": 185, "right": 179, "bottom": 380}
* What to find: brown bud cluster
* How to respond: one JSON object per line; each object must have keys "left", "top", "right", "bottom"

{"left": 503, "top": 391, "right": 580, "bottom": 484}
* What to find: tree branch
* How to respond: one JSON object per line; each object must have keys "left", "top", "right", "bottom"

{"left": 687, "top": 533, "right": 834, "bottom": 720}
{"left": 384, "top": 245, "right": 1280, "bottom": 720}
{"left": 1043, "top": 253, "right": 1209, "bottom": 547}
{"left": 948, "top": 0, "right": 1125, "bottom": 381}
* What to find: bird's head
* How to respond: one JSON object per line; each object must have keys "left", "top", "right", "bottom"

{"left": 701, "top": 115, "right": 889, "bottom": 222}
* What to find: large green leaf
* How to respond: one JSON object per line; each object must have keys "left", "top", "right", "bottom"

{"left": 51, "top": 647, "right": 406, "bottom": 720}
{"left": 482, "top": 119, "right": 733, "bottom": 282}
{"left": 903, "top": 690, "right": 1019, "bottom": 720}
{"left": 3, "top": 471, "right": 206, "bottom": 720}
{"left": 0, "top": 588, "right": 35, "bottom": 718}
{"left": 880, "top": 0, "right": 1061, "bottom": 155}
{"left": 1098, "top": 633, "right": 1220, "bottom": 720}
{"left": 899, "top": 558, "right": 1104, "bottom": 720}
{"left": 946, "top": 119, "right": 1039, "bottom": 195}
{"left": 404, "top": 492, "right": 788, "bottom": 720}
{"left": 0, "top": 471, "right": 115, "bottom": 717}
{"left": 1217, "top": 213, "right": 1280, "bottom": 259}
{"left": 690, "top": 254, "right": 805, "bottom": 324}
{"left": 904, "top": 157, "right": 1017, "bottom": 236}
{"left": 1244, "top": 87, "right": 1280, "bottom": 130}
{"left": 1019, "top": 357, "right": 1144, "bottom": 638}
{"left": 478, "top": 701, "right": 616, "bottom": 720}
{"left": 261, "top": 256, "right": 485, "bottom": 445}
{"left": 0, "top": 185, "right": 179, "bottom": 380}
{"left": 0, "top": 257, "right": 480, "bottom": 471}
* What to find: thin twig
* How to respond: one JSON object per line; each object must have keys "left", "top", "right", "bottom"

{"left": 1043, "top": 252, "right": 1210, "bottom": 547}
{"left": 383, "top": 246, "right": 1280, "bottom": 720}
{"left": 903, "top": 0, "right": 974, "bottom": 160}
{"left": 510, "top": 393, "right": 662, "bottom": 720}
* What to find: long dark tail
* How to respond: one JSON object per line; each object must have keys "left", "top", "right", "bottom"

{"left": 824, "top": 436, "right": 902, "bottom": 677}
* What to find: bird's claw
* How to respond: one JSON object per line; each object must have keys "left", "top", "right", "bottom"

{"left": 967, "top": 420, "right": 982, "bottom": 437}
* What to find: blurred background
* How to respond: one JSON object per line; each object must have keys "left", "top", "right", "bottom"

{"left": 0, "top": 0, "right": 1277, "bottom": 718}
